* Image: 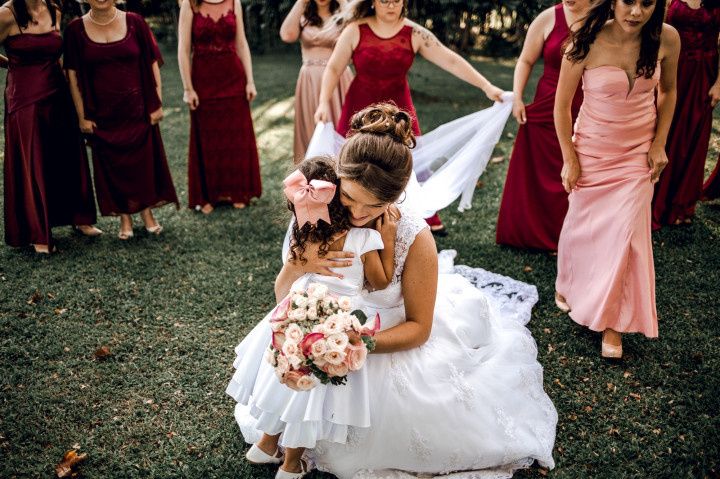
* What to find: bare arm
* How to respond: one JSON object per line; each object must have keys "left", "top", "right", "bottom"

{"left": 234, "top": 0, "right": 256, "bottom": 101}
{"left": 372, "top": 229, "right": 437, "bottom": 353}
{"left": 279, "top": 0, "right": 306, "bottom": 43}
{"left": 709, "top": 32, "right": 720, "bottom": 107}
{"left": 148, "top": 61, "right": 164, "bottom": 124}
{"left": 362, "top": 249, "right": 393, "bottom": 291}
{"left": 648, "top": 25, "right": 680, "bottom": 182}
{"left": 315, "top": 22, "right": 357, "bottom": 122}
{"left": 177, "top": 0, "right": 199, "bottom": 109}
{"left": 512, "top": 8, "right": 553, "bottom": 123}
{"left": 411, "top": 21, "right": 503, "bottom": 102}
{"left": 67, "top": 69, "right": 96, "bottom": 134}
{"left": 0, "top": 7, "right": 16, "bottom": 48}
{"left": 554, "top": 51, "right": 585, "bottom": 192}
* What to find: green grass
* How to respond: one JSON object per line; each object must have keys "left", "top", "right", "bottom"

{"left": 1, "top": 47, "right": 719, "bottom": 478}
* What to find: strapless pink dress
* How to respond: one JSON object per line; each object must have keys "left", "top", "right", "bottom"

{"left": 556, "top": 65, "right": 659, "bottom": 338}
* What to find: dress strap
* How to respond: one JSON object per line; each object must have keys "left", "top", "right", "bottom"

{"left": 554, "top": 3, "right": 569, "bottom": 35}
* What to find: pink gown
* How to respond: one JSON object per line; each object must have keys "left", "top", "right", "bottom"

{"left": 556, "top": 66, "right": 659, "bottom": 338}
{"left": 293, "top": 18, "right": 353, "bottom": 162}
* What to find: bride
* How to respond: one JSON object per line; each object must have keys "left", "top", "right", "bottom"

{"left": 227, "top": 104, "right": 557, "bottom": 478}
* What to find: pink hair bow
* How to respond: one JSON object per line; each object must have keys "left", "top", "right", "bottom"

{"left": 283, "top": 170, "right": 337, "bottom": 227}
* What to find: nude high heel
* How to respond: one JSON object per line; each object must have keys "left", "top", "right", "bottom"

{"left": 601, "top": 329, "right": 623, "bottom": 359}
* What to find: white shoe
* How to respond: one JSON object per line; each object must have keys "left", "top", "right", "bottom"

{"left": 275, "top": 459, "right": 313, "bottom": 479}
{"left": 245, "top": 444, "right": 283, "bottom": 465}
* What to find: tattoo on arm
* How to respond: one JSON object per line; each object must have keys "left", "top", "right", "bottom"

{"left": 413, "top": 26, "right": 439, "bottom": 49}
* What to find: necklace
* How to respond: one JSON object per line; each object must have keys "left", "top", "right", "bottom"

{"left": 88, "top": 8, "right": 119, "bottom": 27}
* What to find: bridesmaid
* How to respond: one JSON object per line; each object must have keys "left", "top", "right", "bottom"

{"left": 178, "top": 0, "right": 261, "bottom": 214}
{"left": 554, "top": 0, "right": 679, "bottom": 358}
{"left": 280, "top": 0, "right": 353, "bottom": 163}
{"left": 1, "top": 0, "right": 100, "bottom": 254}
{"left": 64, "top": 0, "right": 178, "bottom": 239}
{"left": 314, "top": 0, "right": 504, "bottom": 236}
{"left": 496, "top": 0, "right": 589, "bottom": 251}
{"left": 652, "top": 0, "right": 720, "bottom": 227}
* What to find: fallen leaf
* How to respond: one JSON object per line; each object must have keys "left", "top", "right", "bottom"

{"left": 55, "top": 449, "right": 87, "bottom": 478}
{"left": 543, "top": 328, "right": 551, "bottom": 334}
{"left": 94, "top": 346, "right": 111, "bottom": 360}
{"left": 629, "top": 392, "right": 641, "bottom": 400}
{"left": 623, "top": 371, "right": 632, "bottom": 379}
{"left": 538, "top": 468, "right": 548, "bottom": 476}
{"left": 523, "top": 265, "right": 533, "bottom": 272}
{"left": 490, "top": 156, "right": 505, "bottom": 164}
{"left": 476, "top": 180, "right": 484, "bottom": 188}
{"left": 607, "top": 382, "right": 616, "bottom": 392}
{"left": 548, "top": 344, "right": 555, "bottom": 353}
{"left": 584, "top": 406, "right": 593, "bottom": 412}
{"left": 27, "top": 291, "right": 42, "bottom": 305}
{"left": 608, "top": 427, "right": 620, "bottom": 436}
{"left": 54, "top": 308, "right": 67, "bottom": 315}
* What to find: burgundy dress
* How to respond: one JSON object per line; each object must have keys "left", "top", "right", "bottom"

{"left": 652, "top": 0, "right": 720, "bottom": 226}
{"left": 63, "top": 13, "right": 178, "bottom": 216}
{"left": 336, "top": 24, "right": 419, "bottom": 137}
{"left": 337, "top": 24, "right": 443, "bottom": 226}
{"left": 3, "top": 30, "right": 96, "bottom": 248}
{"left": 188, "top": 0, "right": 261, "bottom": 209}
{"left": 496, "top": 4, "right": 583, "bottom": 251}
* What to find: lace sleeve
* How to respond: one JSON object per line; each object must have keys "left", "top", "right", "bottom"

{"left": 392, "top": 205, "right": 429, "bottom": 284}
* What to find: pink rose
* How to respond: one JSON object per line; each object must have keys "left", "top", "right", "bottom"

{"left": 285, "top": 323, "right": 304, "bottom": 344}
{"left": 324, "top": 350, "right": 346, "bottom": 365}
{"left": 275, "top": 355, "right": 289, "bottom": 378}
{"left": 300, "top": 332, "right": 325, "bottom": 356}
{"left": 310, "top": 339, "right": 328, "bottom": 357}
{"left": 296, "top": 375, "right": 317, "bottom": 391}
{"left": 271, "top": 295, "right": 292, "bottom": 321}
{"left": 272, "top": 332, "right": 286, "bottom": 350}
{"left": 326, "top": 362, "right": 349, "bottom": 377}
{"left": 345, "top": 344, "right": 368, "bottom": 371}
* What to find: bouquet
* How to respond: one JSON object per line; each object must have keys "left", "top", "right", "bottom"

{"left": 266, "top": 283, "right": 380, "bottom": 391}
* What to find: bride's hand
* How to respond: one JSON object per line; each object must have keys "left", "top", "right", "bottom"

{"left": 288, "top": 231, "right": 354, "bottom": 278}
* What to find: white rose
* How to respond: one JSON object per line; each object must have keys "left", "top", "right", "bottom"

{"left": 285, "top": 323, "right": 304, "bottom": 344}
{"left": 310, "top": 284, "right": 329, "bottom": 299}
{"left": 327, "top": 333, "right": 349, "bottom": 352}
{"left": 322, "top": 297, "right": 336, "bottom": 310}
{"left": 312, "top": 323, "right": 327, "bottom": 335}
{"left": 293, "top": 295, "right": 308, "bottom": 308}
{"left": 338, "top": 296, "right": 353, "bottom": 311}
{"left": 310, "top": 339, "right": 328, "bottom": 357}
{"left": 306, "top": 283, "right": 317, "bottom": 296}
{"left": 296, "top": 375, "right": 317, "bottom": 391}
{"left": 264, "top": 348, "right": 277, "bottom": 366}
{"left": 288, "top": 353, "right": 304, "bottom": 369}
{"left": 307, "top": 306, "right": 318, "bottom": 321}
{"left": 290, "top": 308, "right": 307, "bottom": 322}
{"left": 324, "top": 316, "right": 341, "bottom": 335}
{"left": 282, "top": 340, "right": 300, "bottom": 358}
{"left": 339, "top": 312, "right": 353, "bottom": 330}
{"left": 324, "top": 350, "right": 346, "bottom": 365}
{"left": 275, "top": 355, "right": 289, "bottom": 378}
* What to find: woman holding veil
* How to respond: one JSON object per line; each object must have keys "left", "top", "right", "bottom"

{"left": 313, "top": 0, "right": 504, "bottom": 236}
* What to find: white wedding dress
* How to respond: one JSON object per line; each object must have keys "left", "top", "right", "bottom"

{"left": 229, "top": 206, "right": 557, "bottom": 479}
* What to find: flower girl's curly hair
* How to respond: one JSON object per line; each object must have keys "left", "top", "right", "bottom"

{"left": 288, "top": 156, "right": 351, "bottom": 264}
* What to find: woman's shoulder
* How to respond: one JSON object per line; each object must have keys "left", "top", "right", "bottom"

{"left": 64, "top": 16, "right": 84, "bottom": 35}
{"left": 660, "top": 22, "right": 681, "bottom": 49}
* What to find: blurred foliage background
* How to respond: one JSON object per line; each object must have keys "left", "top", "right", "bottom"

{"left": 62, "top": 0, "right": 557, "bottom": 55}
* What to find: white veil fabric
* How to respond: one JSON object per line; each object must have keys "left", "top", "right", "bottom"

{"left": 306, "top": 92, "right": 514, "bottom": 218}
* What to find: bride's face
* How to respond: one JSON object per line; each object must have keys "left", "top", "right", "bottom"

{"left": 339, "top": 179, "right": 390, "bottom": 227}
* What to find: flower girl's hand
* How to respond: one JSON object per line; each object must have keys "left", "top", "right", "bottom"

{"left": 375, "top": 208, "right": 398, "bottom": 248}
{"left": 648, "top": 142, "right": 669, "bottom": 184}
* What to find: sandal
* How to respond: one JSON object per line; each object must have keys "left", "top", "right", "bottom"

{"left": 32, "top": 244, "right": 57, "bottom": 254}
{"left": 145, "top": 224, "right": 163, "bottom": 235}
{"left": 118, "top": 229, "right": 134, "bottom": 240}
{"left": 275, "top": 458, "right": 313, "bottom": 479}
{"left": 246, "top": 444, "right": 283, "bottom": 465}
{"left": 73, "top": 225, "right": 103, "bottom": 237}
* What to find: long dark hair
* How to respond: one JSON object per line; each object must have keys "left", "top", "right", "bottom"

{"left": 288, "top": 156, "right": 351, "bottom": 264}
{"left": 566, "top": 0, "right": 667, "bottom": 79}
{"left": 302, "top": 0, "right": 340, "bottom": 27}
{"left": 6, "top": 0, "right": 60, "bottom": 29}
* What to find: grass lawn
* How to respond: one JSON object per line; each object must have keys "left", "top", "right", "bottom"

{"left": 1, "top": 45, "right": 719, "bottom": 478}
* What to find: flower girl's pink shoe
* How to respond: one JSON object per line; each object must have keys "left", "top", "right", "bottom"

{"left": 245, "top": 443, "right": 283, "bottom": 464}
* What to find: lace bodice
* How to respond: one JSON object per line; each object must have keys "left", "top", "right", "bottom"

{"left": 667, "top": 0, "right": 720, "bottom": 54}
{"left": 363, "top": 204, "right": 428, "bottom": 309}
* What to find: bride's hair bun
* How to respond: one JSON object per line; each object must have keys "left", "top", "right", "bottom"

{"left": 349, "top": 103, "right": 416, "bottom": 148}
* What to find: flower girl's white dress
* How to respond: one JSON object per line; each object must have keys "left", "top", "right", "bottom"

{"left": 228, "top": 207, "right": 558, "bottom": 478}
{"left": 226, "top": 227, "right": 384, "bottom": 447}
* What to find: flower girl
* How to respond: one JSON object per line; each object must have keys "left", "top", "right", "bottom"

{"left": 226, "top": 155, "right": 394, "bottom": 479}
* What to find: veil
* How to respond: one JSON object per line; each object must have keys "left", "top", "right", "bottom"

{"left": 306, "top": 92, "right": 514, "bottom": 218}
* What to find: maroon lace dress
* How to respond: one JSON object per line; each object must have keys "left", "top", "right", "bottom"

{"left": 496, "top": 4, "right": 583, "bottom": 250}
{"left": 3, "top": 29, "right": 96, "bottom": 248}
{"left": 63, "top": 13, "right": 178, "bottom": 216}
{"left": 652, "top": 0, "right": 720, "bottom": 225}
{"left": 336, "top": 23, "right": 418, "bottom": 137}
{"left": 187, "top": 0, "right": 261, "bottom": 208}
